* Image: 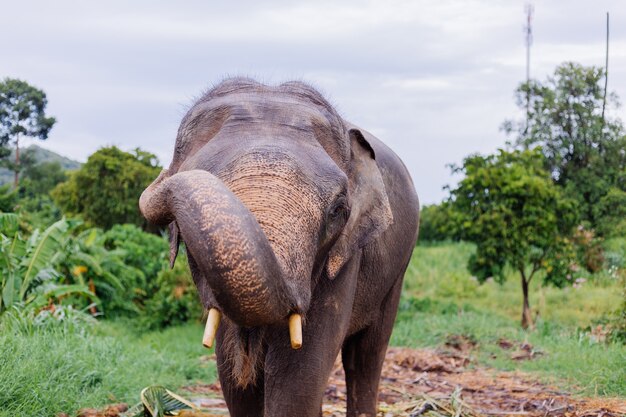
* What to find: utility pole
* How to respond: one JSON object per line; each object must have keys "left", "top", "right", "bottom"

{"left": 601, "top": 12, "right": 609, "bottom": 125}
{"left": 524, "top": 3, "right": 534, "bottom": 136}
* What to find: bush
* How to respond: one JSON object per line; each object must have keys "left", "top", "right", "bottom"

{"left": 0, "top": 217, "right": 98, "bottom": 316}
{"left": 594, "top": 187, "right": 626, "bottom": 238}
{"left": 141, "top": 250, "right": 203, "bottom": 330}
{"left": 572, "top": 226, "right": 605, "bottom": 273}
{"left": 604, "top": 237, "right": 626, "bottom": 270}
{"left": 0, "top": 184, "right": 17, "bottom": 212}
{"left": 51, "top": 147, "right": 161, "bottom": 230}
{"left": 418, "top": 202, "right": 460, "bottom": 242}
{"left": 103, "top": 224, "right": 168, "bottom": 280}
{"left": 91, "top": 224, "right": 169, "bottom": 318}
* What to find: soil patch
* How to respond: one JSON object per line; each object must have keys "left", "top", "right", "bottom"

{"left": 81, "top": 347, "right": 626, "bottom": 417}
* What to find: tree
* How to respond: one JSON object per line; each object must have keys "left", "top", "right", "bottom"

{"left": 418, "top": 202, "right": 461, "bottom": 242}
{"left": 21, "top": 161, "right": 68, "bottom": 196}
{"left": 0, "top": 78, "right": 56, "bottom": 187}
{"left": 502, "top": 62, "right": 625, "bottom": 228}
{"left": 51, "top": 147, "right": 161, "bottom": 229}
{"left": 450, "top": 148, "right": 578, "bottom": 329}
{"left": 594, "top": 187, "right": 626, "bottom": 238}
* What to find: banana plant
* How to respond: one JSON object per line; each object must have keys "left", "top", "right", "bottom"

{"left": 0, "top": 217, "right": 95, "bottom": 314}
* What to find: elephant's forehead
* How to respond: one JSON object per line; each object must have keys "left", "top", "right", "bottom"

{"left": 176, "top": 92, "right": 350, "bottom": 171}
{"left": 190, "top": 93, "right": 333, "bottom": 132}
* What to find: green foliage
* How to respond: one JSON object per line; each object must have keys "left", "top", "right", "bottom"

{"left": 418, "top": 202, "right": 460, "bottom": 242}
{"left": 594, "top": 187, "right": 626, "bottom": 238}
{"left": 127, "top": 386, "right": 195, "bottom": 417}
{"left": 0, "top": 212, "right": 19, "bottom": 235}
{"left": 451, "top": 148, "right": 576, "bottom": 283}
{"left": 51, "top": 147, "right": 161, "bottom": 229}
{"left": 611, "top": 282, "right": 626, "bottom": 343}
{"left": 100, "top": 224, "right": 169, "bottom": 317}
{"left": 0, "top": 184, "right": 18, "bottom": 212}
{"left": 0, "top": 144, "right": 81, "bottom": 187}
{"left": 449, "top": 149, "right": 579, "bottom": 327}
{"left": 15, "top": 194, "right": 63, "bottom": 229}
{"left": 103, "top": 224, "right": 168, "bottom": 283}
{"left": 57, "top": 228, "right": 141, "bottom": 317}
{"left": 0, "top": 321, "right": 214, "bottom": 417}
{"left": 603, "top": 237, "right": 626, "bottom": 270}
{"left": 0, "top": 214, "right": 160, "bottom": 320}
{"left": 0, "top": 218, "right": 97, "bottom": 315}
{"left": 21, "top": 160, "right": 68, "bottom": 196}
{"left": 1, "top": 212, "right": 198, "bottom": 326}
{"left": 503, "top": 62, "right": 626, "bottom": 230}
{"left": 141, "top": 251, "right": 203, "bottom": 330}
{"left": 0, "top": 78, "right": 56, "bottom": 185}
{"left": 395, "top": 243, "right": 625, "bottom": 396}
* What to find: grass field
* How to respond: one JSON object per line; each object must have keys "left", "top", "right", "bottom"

{"left": 0, "top": 321, "right": 212, "bottom": 417}
{"left": 0, "top": 242, "right": 623, "bottom": 415}
{"left": 394, "top": 242, "right": 625, "bottom": 397}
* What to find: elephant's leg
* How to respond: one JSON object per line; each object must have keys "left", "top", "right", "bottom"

{"left": 342, "top": 277, "right": 403, "bottom": 417}
{"left": 215, "top": 324, "right": 265, "bottom": 417}
{"left": 219, "top": 376, "right": 264, "bottom": 417}
{"left": 262, "top": 331, "right": 337, "bottom": 417}
{"left": 263, "top": 259, "right": 360, "bottom": 417}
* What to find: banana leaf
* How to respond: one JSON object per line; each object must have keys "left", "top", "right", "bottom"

{"left": 123, "top": 386, "right": 197, "bottom": 417}
{"left": 19, "top": 219, "right": 69, "bottom": 298}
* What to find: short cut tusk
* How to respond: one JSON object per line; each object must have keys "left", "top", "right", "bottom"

{"left": 289, "top": 313, "right": 303, "bottom": 350}
{"left": 202, "top": 308, "right": 221, "bottom": 349}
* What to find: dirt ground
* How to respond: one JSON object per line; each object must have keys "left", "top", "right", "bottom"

{"left": 79, "top": 342, "right": 626, "bottom": 417}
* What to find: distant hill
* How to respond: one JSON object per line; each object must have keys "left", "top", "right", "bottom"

{"left": 0, "top": 145, "right": 82, "bottom": 186}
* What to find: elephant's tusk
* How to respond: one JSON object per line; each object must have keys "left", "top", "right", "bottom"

{"left": 202, "top": 308, "right": 221, "bottom": 349}
{"left": 289, "top": 313, "right": 302, "bottom": 350}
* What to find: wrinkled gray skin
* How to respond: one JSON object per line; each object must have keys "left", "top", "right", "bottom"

{"left": 140, "top": 78, "right": 419, "bottom": 417}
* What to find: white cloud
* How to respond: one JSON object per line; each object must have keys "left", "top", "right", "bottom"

{"left": 1, "top": 0, "right": 625, "bottom": 204}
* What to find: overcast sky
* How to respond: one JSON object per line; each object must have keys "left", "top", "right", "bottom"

{"left": 2, "top": 0, "right": 625, "bottom": 204}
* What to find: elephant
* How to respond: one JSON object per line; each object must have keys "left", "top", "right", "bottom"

{"left": 139, "top": 78, "right": 419, "bottom": 417}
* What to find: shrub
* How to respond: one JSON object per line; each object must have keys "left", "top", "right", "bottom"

{"left": 0, "top": 217, "right": 98, "bottom": 316}
{"left": 51, "top": 147, "right": 161, "bottom": 230}
{"left": 141, "top": 250, "right": 203, "bottom": 330}
{"left": 572, "top": 225, "right": 604, "bottom": 273}
{"left": 103, "top": 224, "right": 168, "bottom": 283}
{"left": 418, "top": 203, "right": 460, "bottom": 242}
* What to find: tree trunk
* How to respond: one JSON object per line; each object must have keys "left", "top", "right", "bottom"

{"left": 13, "top": 135, "right": 20, "bottom": 188}
{"left": 520, "top": 272, "right": 534, "bottom": 329}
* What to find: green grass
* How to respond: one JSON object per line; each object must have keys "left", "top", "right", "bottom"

{"left": 1, "top": 242, "right": 623, "bottom": 416}
{"left": 0, "top": 321, "right": 214, "bottom": 417}
{"left": 393, "top": 242, "right": 626, "bottom": 397}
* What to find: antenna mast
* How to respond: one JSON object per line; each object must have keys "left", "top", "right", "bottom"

{"left": 524, "top": 3, "right": 534, "bottom": 135}
{"left": 601, "top": 12, "right": 609, "bottom": 125}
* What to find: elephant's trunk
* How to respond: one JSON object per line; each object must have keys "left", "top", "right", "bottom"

{"left": 139, "top": 169, "right": 294, "bottom": 327}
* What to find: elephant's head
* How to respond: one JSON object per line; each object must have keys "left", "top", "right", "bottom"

{"left": 140, "top": 78, "right": 392, "bottom": 342}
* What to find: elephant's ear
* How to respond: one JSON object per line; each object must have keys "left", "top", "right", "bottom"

{"left": 326, "top": 128, "right": 393, "bottom": 279}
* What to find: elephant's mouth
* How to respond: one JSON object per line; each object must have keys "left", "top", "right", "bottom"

{"left": 202, "top": 308, "right": 302, "bottom": 350}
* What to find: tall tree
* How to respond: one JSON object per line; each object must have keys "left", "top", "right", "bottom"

{"left": 450, "top": 149, "right": 577, "bottom": 329}
{"left": 502, "top": 62, "right": 625, "bottom": 227}
{"left": 0, "top": 78, "right": 56, "bottom": 187}
{"left": 51, "top": 147, "right": 161, "bottom": 229}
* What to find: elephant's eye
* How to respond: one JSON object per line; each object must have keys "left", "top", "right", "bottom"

{"left": 328, "top": 196, "right": 350, "bottom": 223}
